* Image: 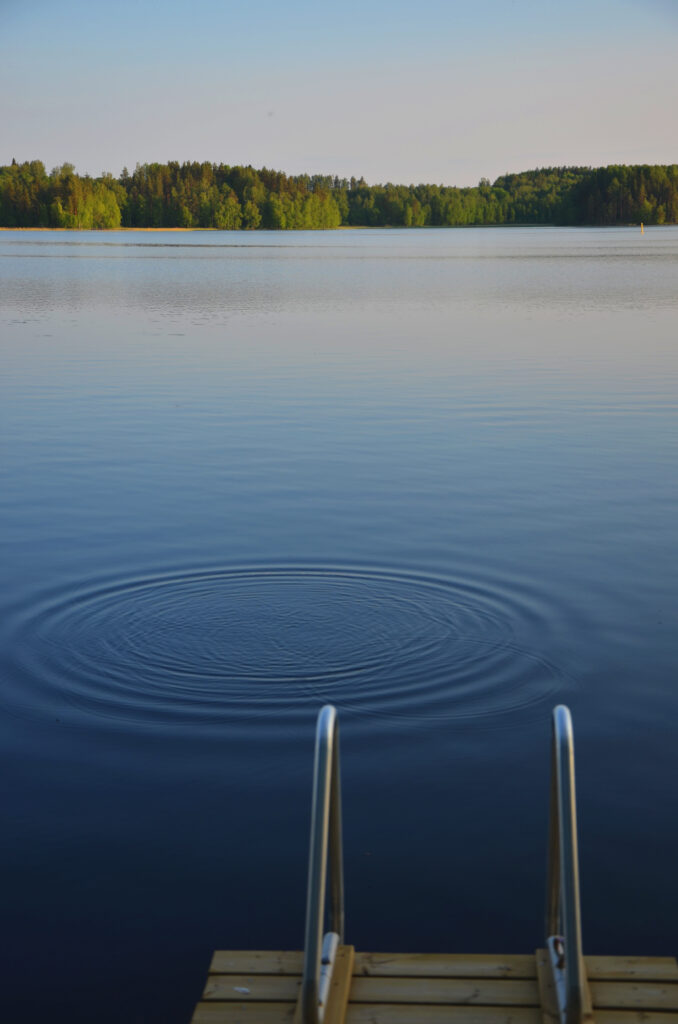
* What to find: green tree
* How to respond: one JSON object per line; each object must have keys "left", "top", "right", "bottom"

{"left": 242, "top": 199, "right": 261, "bottom": 229}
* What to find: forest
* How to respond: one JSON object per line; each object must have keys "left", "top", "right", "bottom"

{"left": 2, "top": 159, "right": 678, "bottom": 230}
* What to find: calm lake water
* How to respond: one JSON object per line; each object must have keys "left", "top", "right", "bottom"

{"left": 1, "top": 226, "right": 677, "bottom": 1021}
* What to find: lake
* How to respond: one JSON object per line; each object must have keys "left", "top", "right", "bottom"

{"left": 1, "top": 226, "right": 676, "bottom": 1022}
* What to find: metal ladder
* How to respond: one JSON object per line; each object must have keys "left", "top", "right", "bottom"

{"left": 299, "top": 703, "right": 589, "bottom": 1024}
{"left": 545, "top": 705, "right": 593, "bottom": 1024}
{"left": 299, "top": 705, "right": 345, "bottom": 1024}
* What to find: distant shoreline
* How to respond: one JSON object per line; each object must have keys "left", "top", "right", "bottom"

{"left": 3, "top": 161, "right": 676, "bottom": 229}
{"left": 0, "top": 223, "right": 658, "bottom": 232}
{"left": 0, "top": 225, "right": 203, "bottom": 232}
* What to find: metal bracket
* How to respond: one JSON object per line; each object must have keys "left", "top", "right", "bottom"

{"left": 547, "top": 934, "right": 568, "bottom": 1024}
{"left": 317, "top": 931, "right": 339, "bottom": 1018}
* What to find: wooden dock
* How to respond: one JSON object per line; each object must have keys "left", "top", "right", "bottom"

{"left": 191, "top": 706, "right": 677, "bottom": 1023}
{"left": 191, "top": 947, "right": 678, "bottom": 1023}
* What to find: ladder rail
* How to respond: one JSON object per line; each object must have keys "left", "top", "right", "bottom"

{"left": 300, "top": 705, "right": 345, "bottom": 1024}
{"left": 546, "top": 704, "right": 590, "bottom": 1024}
{"left": 300, "top": 702, "right": 586, "bottom": 1023}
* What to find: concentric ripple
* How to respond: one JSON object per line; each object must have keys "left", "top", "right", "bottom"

{"left": 1, "top": 565, "right": 568, "bottom": 730}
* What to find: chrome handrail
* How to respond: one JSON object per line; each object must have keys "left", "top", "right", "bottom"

{"left": 300, "top": 705, "right": 345, "bottom": 1024}
{"left": 545, "top": 705, "right": 591, "bottom": 1024}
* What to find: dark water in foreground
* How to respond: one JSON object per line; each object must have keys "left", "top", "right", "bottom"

{"left": 1, "top": 227, "right": 677, "bottom": 1021}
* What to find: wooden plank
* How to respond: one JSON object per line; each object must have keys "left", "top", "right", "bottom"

{"left": 210, "top": 951, "right": 303, "bottom": 976}
{"left": 346, "top": 1007, "right": 543, "bottom": 1024}
{"left": 354, "top": 953, "right": 537, "bottom": 979}
{"left": 348, "top": 976, "right": 541, "bottom": 1005}
{"left": 596, "top": 1013, "right": 678, "bottom": 1023}
{"left": 206, "top": 951, "right": 678, "bottom": 982}
{"left": 292, "top": 984, "right": 303, "bottom": 1024}
{"left": 325, "top": 946, "right": 356, "bottom": 1024}
{"left": 585, "top": 956, "right": 678, "bottom": 982}
{"left": 202, "top": 974, "right": 299, "bottom": 1002}
{"left": 590, "top": 980, "right": 678, "bottom": 1010}
{"left": 345, "top": 1010, "right": 678, "bottom": 1024}
{"left": 192, "top": 1001, "right": 295, "bottom": 1023}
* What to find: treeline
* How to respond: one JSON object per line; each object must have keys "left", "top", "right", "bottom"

{"left": 2, "top": 159, "right": 678, "bottom": 229}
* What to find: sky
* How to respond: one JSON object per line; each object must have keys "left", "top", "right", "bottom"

{"left": 1, "top": 0, "right": 677, "bottom": 187}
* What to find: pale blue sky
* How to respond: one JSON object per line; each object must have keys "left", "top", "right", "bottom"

{"left": 2, "top": 0, "right": 677, "bottom": 185}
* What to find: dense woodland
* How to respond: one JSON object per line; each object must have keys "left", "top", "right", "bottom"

{"left": 2, "top": 159, "right": 678, "bottom": 230}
